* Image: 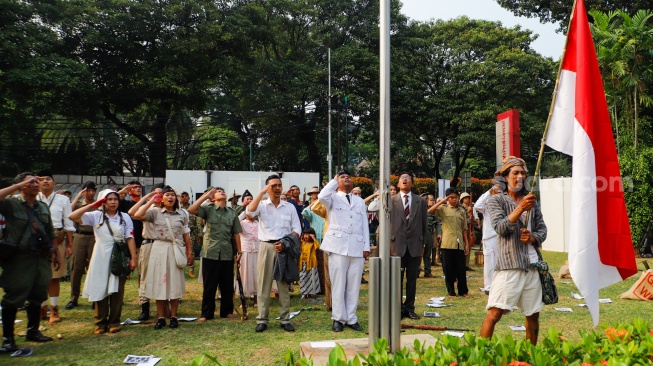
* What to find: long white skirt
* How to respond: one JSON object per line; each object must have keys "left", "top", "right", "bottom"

{"left": 143, "top": 240, "right": 185, "bottom": 300}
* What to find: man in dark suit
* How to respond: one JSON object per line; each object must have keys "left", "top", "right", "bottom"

{"left": 390, "top": 172, "right": 428, "bottom": 320}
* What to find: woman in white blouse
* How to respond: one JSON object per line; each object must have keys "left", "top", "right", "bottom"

{"left": 69, "top": 189, "right": 137, "bottom": 335}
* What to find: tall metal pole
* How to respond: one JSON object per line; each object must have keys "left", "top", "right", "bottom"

{"left": 328, "top": 48, "right": 332, "bottom": 178}
{"left": 345, "top": 97, "right": 349, "bottom": 171}
{"left": 374, "top": 0, "right": 399, "bottom": 352}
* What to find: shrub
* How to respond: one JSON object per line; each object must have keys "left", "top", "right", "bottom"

{"left": 277, "top": 318, "right": 653, "bottom": 366}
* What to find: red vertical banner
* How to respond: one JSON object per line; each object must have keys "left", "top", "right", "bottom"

{"left": 495, "top": 109, "right": 520, "bottom": 170}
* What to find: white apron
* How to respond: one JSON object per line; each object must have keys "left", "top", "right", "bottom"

{"left": 82, "top": 219, "right": 123, "bottom": 302}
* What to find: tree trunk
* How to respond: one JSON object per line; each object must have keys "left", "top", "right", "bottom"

{"left": 150, "top": 109, "right": 172, "bottom": 177}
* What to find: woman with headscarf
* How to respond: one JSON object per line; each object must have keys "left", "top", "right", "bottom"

{"left": 133, "top": 186, "right": 193, "bottom": 330}
{"left": 69, "top": 189, "right": 137, "bottom": 335}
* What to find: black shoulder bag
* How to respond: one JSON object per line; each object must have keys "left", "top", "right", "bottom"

{"left": 532, "top": 247, "right": 558, "bottom": 305}
{"left": 105, "top": 214, "right": 132, "bottom": 277}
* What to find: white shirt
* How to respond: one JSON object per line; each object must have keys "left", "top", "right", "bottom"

{"left": 400, "top": 191, "right": 412, "bottom": 220}
{"left": 473, "top": 190, "right": 498, "bottom": 241}
{"left": 81, "top": 210, "right": 134, "bottom": 239}
{"left": 246, "top": 199, "right": 301, "bottom": 241}
{"left": 317, "top": 179, "right": 370, "bottom": 257}
{"left": 38, "top": 192, "right": 75, "bottom": 232}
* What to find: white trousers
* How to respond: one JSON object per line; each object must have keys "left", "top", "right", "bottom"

{"left": 482, "top": 237, "right": 497, "bottom": 289}
{"left": 327, "top": 253, "right": 364, "bottom": 325}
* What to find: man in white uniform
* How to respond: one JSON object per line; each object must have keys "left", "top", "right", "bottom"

{"left": 473, "top": 177, "right": 502, "bottom": 292}
{"left": 318, "top": 170, "right": 370, "bottom": 332}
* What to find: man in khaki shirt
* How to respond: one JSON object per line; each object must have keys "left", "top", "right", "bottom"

{"left": 188, "top": 187, "right": 242, "bottom": 322}
{"left": 66, "top": 181, "right": 97, "bottom": 310}
{"left": 428, "top": 188, "right": 469, "bottom": 298}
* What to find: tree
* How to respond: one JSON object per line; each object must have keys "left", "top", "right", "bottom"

{"left": 496, "top": 0, "right": 651, "bottom": 31}
{"left": 387, "top": 17, "right": 556, "bottom": 182}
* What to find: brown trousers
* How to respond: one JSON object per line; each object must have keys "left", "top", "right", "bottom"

{"left": 71, "top": 233, "right": 95, "bottom": 299}
{"left": 94, "top": 276, "right": 126, "bottom": 330}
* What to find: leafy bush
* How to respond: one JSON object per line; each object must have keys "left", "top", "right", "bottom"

{"left": 277, "top": 318, "right": 652, "bottom": 366}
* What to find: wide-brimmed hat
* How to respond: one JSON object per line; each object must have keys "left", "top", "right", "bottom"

{"left": 228, "top": 191, "right": 241, "bottom": 202}
{"left": 307, "top": 186, "right": 320, "bottom": 195}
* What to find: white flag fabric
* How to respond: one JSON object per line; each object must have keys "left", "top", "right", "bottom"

{"left": 545, "top": 0, "right": 638, "bottom": 326}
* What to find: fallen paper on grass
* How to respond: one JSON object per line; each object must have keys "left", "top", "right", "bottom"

{"left": 466, "top": 276, "right": 473, "bottom": 279}
{"left": 429, "top": 297, "right": 445, "bottom": 303}
{"left": 276, "top": 310, "right": 301, "bottom": 320}
{"left": 554, "top": 307, "right": 573, "bottom": 312}
{"left": 423, "top": 311, "right": 440, "bottom": 318}
{"left": 578, "top": 304, "right": 588, "bottom": 307}
{"left": 510, "top": 325, "right": 526, "bottom": 331}
{"left": 599, "top": 298, "right": 613, "bottom": 304}
{"left": 121, "top": 318, "right": 141, "bottom": 325}
{"left": 311, "top": 341, "right": 336, "bottom": 348}
{"left": 427, "top": 303, "right": 450, "bottom": 308}
{"left": 442, "top": 331, "right": 464, "bottom": 338}
{"left": 137, "top": 358, "right": 161, "bottom": 366}
{"left": 124, "top": 355, "right": 153, "bottom": 364}
{"left": 571, "top": 292, "right": 584, "bottom": 300}
{"left": 178, "top": 317, "right": 198, "bottom": 322}
{"left": 560, "top": 281, "right": 572, "bottom": 284}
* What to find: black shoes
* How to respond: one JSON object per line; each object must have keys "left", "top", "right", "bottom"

{"left": 255, "top": 323, "right": 267, "bottom": 333}
{"left": 332, "top": 321, "right": 344, "bottom": 332}
{"left": 25, "top": 329, "right": 53, "bottom": 342}
{"left": 402, "top": 311, "right": 420, "bottom": 320}
{"left": 360, "top": 277, "right": 368, "bottom": 284}
{"left": 332, "top": 321, "right": 363, "bottom": 332}
{"left": 138, "top": 302, "right": 150, "bottom": 321}
{"left": 169, "top": 317, "right": 179, "bottom": 329}
{"left": 280, "top": 323, "right": 295, "bottom": 332}
{"left": 65, "top": 300, "right": 78, "bottom": 310}
{"left": 1, "top": 337, "right": 18, "bottom": 352}
{"left": 154, "top": 318, "right": 166, "bottom": 330}
{"left": 347, "top": 322, "right": 363, "bottom": 331}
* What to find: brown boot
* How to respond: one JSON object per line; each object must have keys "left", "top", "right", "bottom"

{"left": 49, "top": 306, "right": 61, "bottom": 323}
{"left": 40, "top": 305, "right": 48, "bottom": 320}
{"left": 188, "top": 266, "right": 196, "bottom": 278}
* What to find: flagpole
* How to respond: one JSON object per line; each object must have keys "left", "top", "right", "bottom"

{"left": 525, "top": 0, "right": 579, "bottom": 228}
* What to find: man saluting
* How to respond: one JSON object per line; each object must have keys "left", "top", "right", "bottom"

{"left": 318, "top": 170, "right": 369, "bottom": 332}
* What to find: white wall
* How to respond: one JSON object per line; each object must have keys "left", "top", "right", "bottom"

{"left": 166, "top": 170, "right": 320, "bottom": 202}
{"left": 539, "top": 177, "right": 572, "bottom": 252}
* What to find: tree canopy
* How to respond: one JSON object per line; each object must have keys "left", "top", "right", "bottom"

{"left": 496, "top": 0, "right": 652, "bottom": 31}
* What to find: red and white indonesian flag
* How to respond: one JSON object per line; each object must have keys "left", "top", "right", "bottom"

{"left": 545, "top": 0, "right": 638, "bottom": 326}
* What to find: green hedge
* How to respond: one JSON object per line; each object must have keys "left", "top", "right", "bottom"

{"left": 193, "top": 318, "right": 653, "bottom": 365}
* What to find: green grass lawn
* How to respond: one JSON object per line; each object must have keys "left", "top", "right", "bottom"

{"left": 1, "top": 251, "right": 651, "bottom": 365}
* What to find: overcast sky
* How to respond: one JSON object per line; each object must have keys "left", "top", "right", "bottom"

{"left": 399, "top": 0, "right": 566, "bottom": 59}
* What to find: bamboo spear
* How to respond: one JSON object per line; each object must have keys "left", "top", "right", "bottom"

{"left": 524, "top": 0, "right": 579, "bottom": 228}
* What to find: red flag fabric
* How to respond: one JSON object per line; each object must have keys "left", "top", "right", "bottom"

{"left": 545, "top": 0, "right": 638, "bottom": 326}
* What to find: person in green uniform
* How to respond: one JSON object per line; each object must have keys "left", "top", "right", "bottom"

{"left": 421, "top": 193, "right": 442, "bottom": 277}
{"left": 0, "top": 173, "right": 62, "bottom": 352}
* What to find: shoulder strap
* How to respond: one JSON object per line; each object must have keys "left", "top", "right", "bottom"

{"left": 164, "top": 216, "right": 180, "bottom": 245}
{"left": 104, "top": 213, "right": 115, "bottom": 237}
{"left": 25, "top": 204, "right": 45, "bottom": 235}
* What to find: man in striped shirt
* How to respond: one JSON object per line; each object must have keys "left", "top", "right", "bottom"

{"left": 480, "top": 157, "right": 547, "bottom": 345}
